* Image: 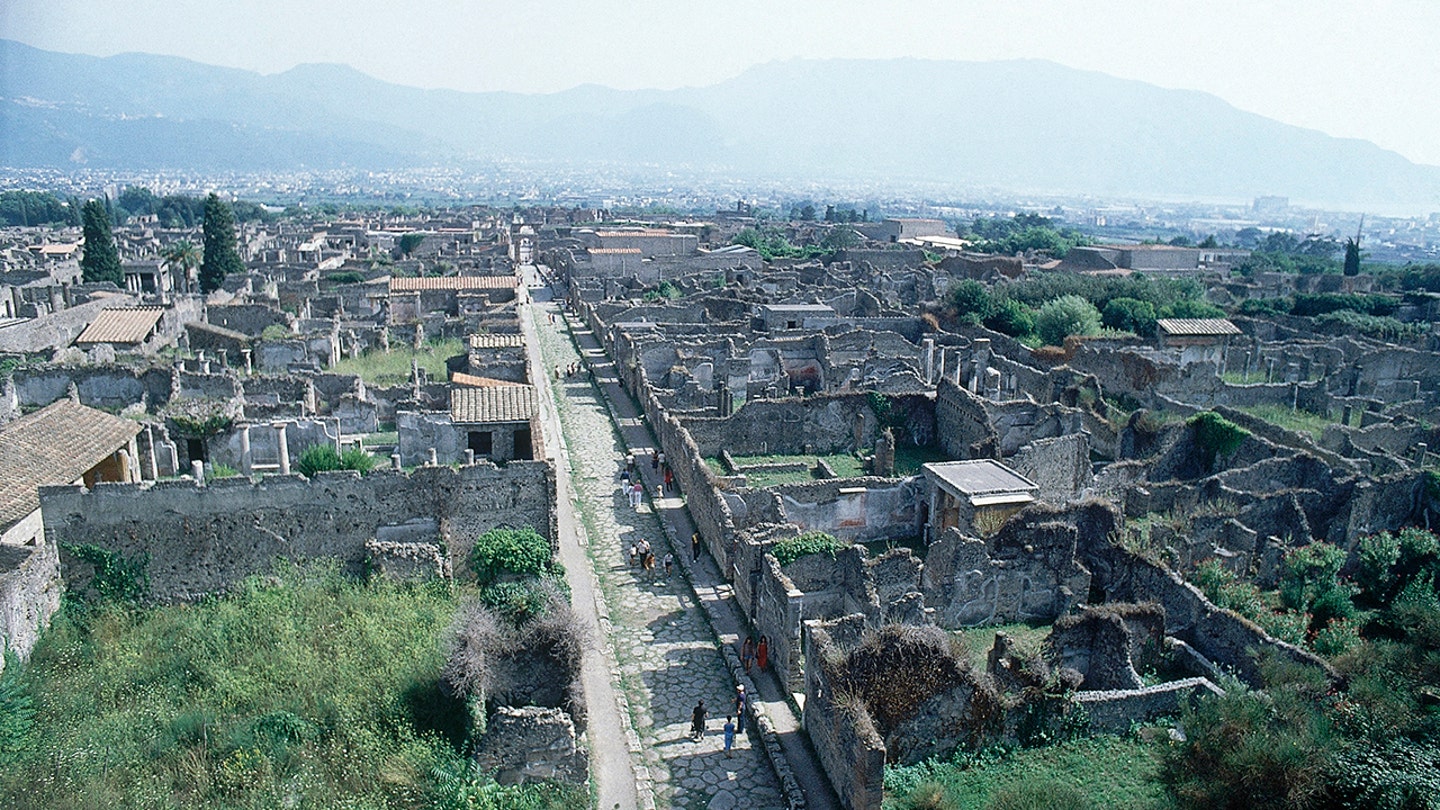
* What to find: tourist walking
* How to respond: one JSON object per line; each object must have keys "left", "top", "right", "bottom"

{"left": 723, "top": 716, "right": 735, "bottom": 756}
{"left": 734, "top": 684, "right": 748, "bottom": 733}
{"left": 741, "top": 637, "right": 755, "bottom": 673}
{"left": 651, "top": 449, "right": 660, "bottom": 471}
{"left": 663, "top": 552, "right": 674, "bottom": 579}
{"left": 690, "top": 700, "right": 707, "bottom": 740}
{"left": 663, "top": 466, "right": 674, "bottom": 493}
{"left": 757, "top": 636, "right": 769, "bottom": 671}
{"left": 691, "top": 532, "right": 702, "bottom": 561}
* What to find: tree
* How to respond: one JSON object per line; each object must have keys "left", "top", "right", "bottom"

{"left": 820, "top": 225, "right": 861, "bottom": 252}
{"left": 1343, "top": 237, "right": 1362, "bottom": 277}
{"left": 163, "top": 239, "right": 200, "bottom": 293}
{"left": 397, "top": 232, "right": 425, "bottom": 257}
{"left": 201, "top": 194, "right": 243, "bottom": 294}
{"left": 948, "top": 279, "right": 992, "bottom": 323}
{"left": 79, "top": 199, "right": 123, "bottom": 285}
{"left": 1101, "top": 297, "right": 1157, "bottom": 335}
{"left": 984, "top": 298, "right": 1035, "bottom": 337}
{"left": 1034, "top": 295, "right": 1102, "bottom": 346}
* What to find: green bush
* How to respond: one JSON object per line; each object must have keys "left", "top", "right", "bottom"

{"left": 1313, "top": 311, "right": 1426, "bottom": 342}
{"left": 469, "top": 527, "right": 558, "bottom": 588}
{"left": 949, "top": 280, "right": 993, "bottom": 322}
{"left": 1158, "top": 298, "right": 1225, "bottom": 320}
{"left": 478, "top": 580, "right": 554, "bottom": 625}
{"left": 61, "top": 543, "right": 149, "bottom": 605}
{"left": 771, "top": 531, "right": 846, "bottom": 567}
{"left": 1292, "top": 292, "right": 1396, "bottom": 318}
{"left": 1279, "top": 543, "right": 1354, "bottom": 629}
{"left": 1034, "top": 295, "right": 1102, "bottom": 346}
{"left": 294, "top": 444, "right": 342, "bottom": 477}
{"left": 984, "top": 298, "right": 1035, "bottom": 337}
{"left": 1238, "top": 297, "right": 1292, "bottom": 316}
{"left": 294, "top": 444, "right": 376, "bottom": 477}
{"left": 1100, "top": 297, "right": 1156, "bottom": 335}
{"left": 1188, "top": 411, "right": 1249, "bottom": 470}
{"left": 325, "top": 271, "right": 365, "bottom": 284}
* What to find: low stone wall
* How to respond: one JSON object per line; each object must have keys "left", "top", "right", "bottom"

{"left": 0, "top": 537, "right": 61, "bottom": 674}
{"left": 1075, "top": 678, "right": 1223, "bottom": 734}
{"left": 39, "top": 461, "right": 556, "bottom": 602}
{"left": 769, "top": 477, "right": 924, "bottom": 543}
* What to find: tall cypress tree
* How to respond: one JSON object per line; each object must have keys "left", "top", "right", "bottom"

{"left": 201, "top": 193, "right": 244, "bottom": 294}
{"left": 1343, "top": 237, "right": 1362, "bottom": 277}
{"left": 79, "top": 198, "right": 123, "bottom": 285}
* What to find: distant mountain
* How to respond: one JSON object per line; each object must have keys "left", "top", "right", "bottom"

{"left": 3, "top": 39, "right": 1438, "bottom": 210}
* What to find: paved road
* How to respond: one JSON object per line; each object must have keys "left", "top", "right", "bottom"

{"left": 529, "top": 294, "right": 786, "bottom": 810}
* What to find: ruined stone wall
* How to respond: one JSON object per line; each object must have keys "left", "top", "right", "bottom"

{"left": 0, "top": 527, "right": 61, "bottom": 674}
{"left": 923, "top": 524, "right": 1090, "bottom": 628}
{"left": 208, "top": 303, "right": 290, "bottom": 337}
{"left": 1009, "top": 434, "right": 1091, "bottom": 502}
{"left": 7, "top": 365, "right": 174, "bottom": 416}
{"left": 769, "top": 477, "right": 925, "bottom": 543}
{"left": 802, "top": 623, "right": 886, "bottom": 810}
{"left": 681, "top": 394, "right": 882, "bottom": 457}
{"left": 39, "top": 461, "right": 556, "bottom": 602}
{"left": 1082, "top": 542, "right": 1333, "bottom": 686}
{"left": 935, "top": 378, "right": 999, "bottom": 459}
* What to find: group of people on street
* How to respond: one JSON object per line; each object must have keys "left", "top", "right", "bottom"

{"left": 627, "top": 537, "right": 674, "bottom": 580}
{"left": 690, "top": 684, "right": 751, "bottom": 757}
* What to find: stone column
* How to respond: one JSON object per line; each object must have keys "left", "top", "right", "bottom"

{"left": 144, "top": 426, "right": 159, "bottom": 481}
{"left": 117, "top": 448, "right": 132, "bottom": 483}
{"left": 239, "top": 425, "right": 253, "bottom": 476}
{"left": 392, "top": 453, "right": 402, "bottom": 471}
{"left": 241, "top": 348, "right": 253, "bottom": 376}
{"left": 192, "top": 459, "right": 205, "bottom": 485}
{"left": 275, "top": 423, "right": 291, "bottom": 475}
{"left": 427, "top": 448, "right": 438, "bottom": 467}
{"left": 922, "top": 338, "right": 935, "bottom": 385}
{"left": 464, "top": 449, "right": 475, "bottom": 465}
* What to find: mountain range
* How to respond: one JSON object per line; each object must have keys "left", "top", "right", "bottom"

{"left": 3, "top": 38, "right": 1438, "bottom": 211}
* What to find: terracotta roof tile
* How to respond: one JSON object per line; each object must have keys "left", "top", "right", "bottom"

{"left": 450, "top": 386, "right": 537, "bottom": 424}
{"left": 468, "top": 333, "right": 526, "bottom": 349}
{"left": 389, "top": 276, "right": 516, "bottom": 292}
{"left": 452, "top": 372, "right": 524, "bottom": 388}
{"left": 1156, "top": 318, "right": 1241, "bottom": 337}
{"left": 74, "top": 307, "right": 165, "bottom": 345}
{"left": 0, "top": 400, "right": 141, "bottom": 530}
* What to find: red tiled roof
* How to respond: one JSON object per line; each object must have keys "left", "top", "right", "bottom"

{"left": 0, "top": 400, "right": 141, "bottom": 530}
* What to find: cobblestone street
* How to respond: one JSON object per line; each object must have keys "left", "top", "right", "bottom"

{"left": 532, "top": 300, "right": 786, "bottom": 810}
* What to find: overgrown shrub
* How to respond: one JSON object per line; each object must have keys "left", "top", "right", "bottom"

{"left": 294, "top": 444, "right": 376, "bottom": 477}
{"left": 468, "top": 527, "right": 560, "bottom": 588}
{"left": 987, "top": 781, "right": 1095, "bottom": 810}
{"left": 1188, "top": 411, "right": 1249, "bottom": 470}
{"left": 771, "top": 531, "right": 846, "bottom": 567}
{"left": 1279, "top": 543, "right": 1355, "bottom": 631}
{"left": 949, "top": 280, "right": 993, "bottom": 323}
{"left": 0, "top": 654, "right": 33, "bottom": 765}
{"left": 62, "top": 543, "right": 149, "bottom": 605}
{"left": 325, "top": 271, "right": 365, "bottom": 284}
{"left": 1034, "top": 295, "right": 1102, "bottom": 347}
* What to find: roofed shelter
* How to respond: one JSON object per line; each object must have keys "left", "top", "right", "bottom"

{"left": 1156, "top": 318, "right": 1242, "bottom": 366}
{"left": 922, "top": 459, "right": 1038, "bottom": 541}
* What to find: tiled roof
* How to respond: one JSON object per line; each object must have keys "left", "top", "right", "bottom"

{"left": 0, "top": 400, "right": 142, "bottom": 530}
{"left": 596, "top": 230, "right": 673, "bottom": 237}
{"left": 74, "top": 306, "right": 166, "bottom": 345}
{"left": 452, "top": 372, "right": 525, "bottom": 388}
{"left": 1156, "top": 318, "right": 1242, "bottom": 337}
{"left": 450, "top": 385, "right": 537, "bottom": 424}
{"left": 588, "top": 248, "right": 643, "bottom": 255}
{"left": 468, "top": 333, "right": 526, "bottom": 349}
{"left": 923, "top": 459, "right": 1038, "bottom": 498}
{"left": 389, "top": 275, "right": 516, "bottom": 292}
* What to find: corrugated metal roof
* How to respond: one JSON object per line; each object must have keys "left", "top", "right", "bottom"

{"left": 0, "top": 400, "right": 142, "bottom": 530}
{"left": 389, "top": 275, "right": 516, "bottom": 292}
{"left": 1155, "top": 318, "right": 1241, "bottom": 337}
{"left": 74, "top": 306, "right": 166, "bottom": 345}
{"left": 923, "top": 459, "right": 1038, "bottom": 499}
{"left": 450, "top": 385, "right": 537, "bottom": 424}
{"left": 468, "top": 333, "right": 526, "bottom": 349}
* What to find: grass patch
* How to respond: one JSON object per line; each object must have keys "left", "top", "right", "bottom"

{"left": 894, "top": 444, "right": 949, "bottom": 476}
{"left": 955, "top": 622, "right": 1052, "bottom": 673}
{"left": 0, "top": 562, "right": 479, "bottom": 809}
{"left": 884, "top": 735, "right": 1174, "bottom": 810}
{"left": 332, "top": 338, "right": 465, "bottom": 387}
{"left": 1232, "top": 403, "right": 1336, "bottom": 440}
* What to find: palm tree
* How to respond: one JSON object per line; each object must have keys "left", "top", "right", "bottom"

{"left": 163, "top": 239, "right": 200, "bottom": 293}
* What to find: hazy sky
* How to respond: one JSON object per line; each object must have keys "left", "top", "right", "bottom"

{"left": 5, "top": 0, "right": 1439, "bottom": 166}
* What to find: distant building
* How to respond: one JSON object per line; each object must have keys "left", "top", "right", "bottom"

{"left": 867, "top": 218, "right": 950, "bottom": 244}
{"left": 1253, "top": 196, "right": 1289, "bottom": 216}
